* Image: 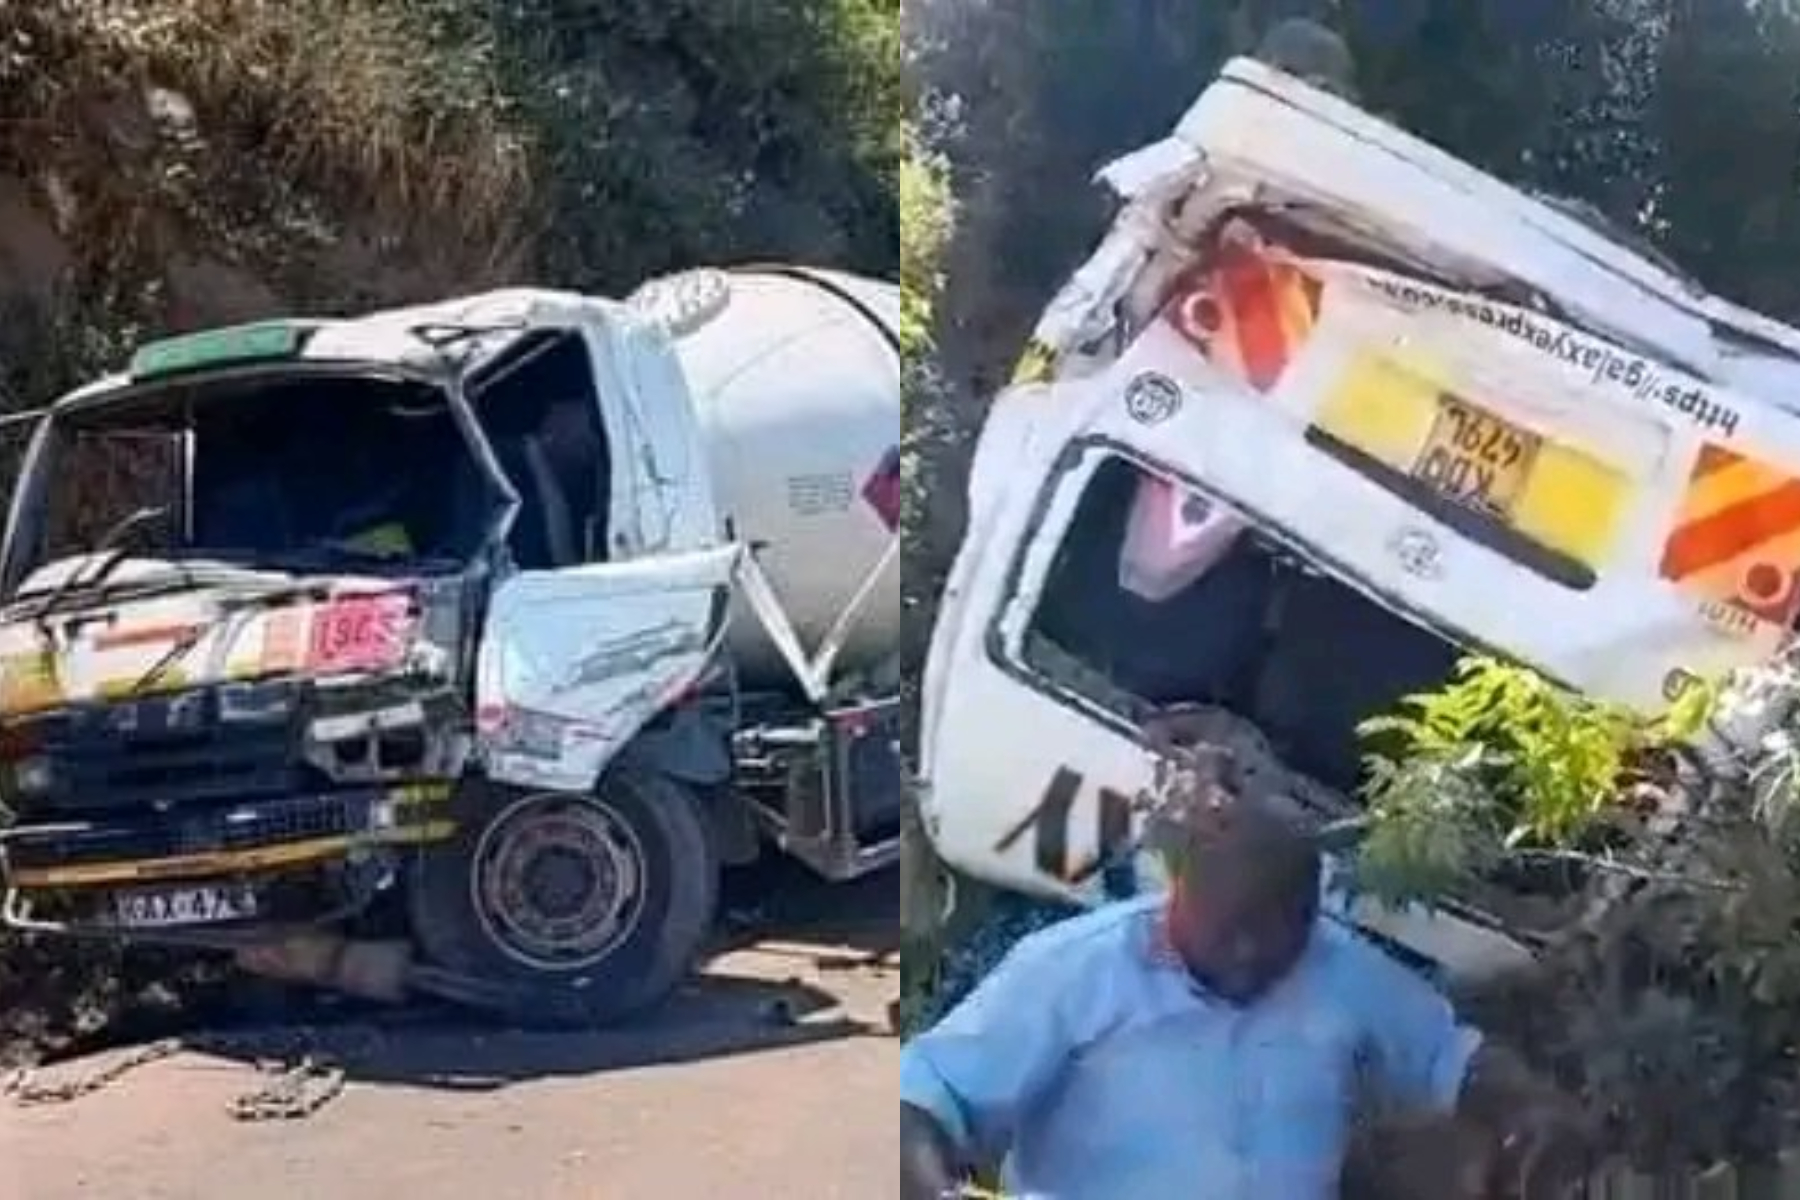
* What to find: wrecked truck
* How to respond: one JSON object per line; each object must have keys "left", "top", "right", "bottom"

{"left": 0, "top": 266, "right": 900, "bottom": 1025}
{"left": 917, "top": 57, "right": 1800, "bottom": 983}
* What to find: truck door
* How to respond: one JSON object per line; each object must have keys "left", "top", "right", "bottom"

{"left": 921, "top": 441, "right": 1166, "bottom": 906}
{"left": 477, "top": 306, "right": 733, "bottom": 791}
{"left": 579, "top": 303, "right": 721, "bottom": 559}
{"left": 477, "top": 544, "right": 740, "bottom": 793}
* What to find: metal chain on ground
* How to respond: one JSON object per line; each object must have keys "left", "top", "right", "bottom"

{"left": 3, "top": 1022, "right": 384, "bottom": 1122}
{"left": 224, "top": 1053, "right": 348, "bottom": 1121}
{"left": 4, "top": 1036, "right": 184, "bottom": 1107}
{"left": 200, "top": 1023, "right": 383, "bottom": 1122}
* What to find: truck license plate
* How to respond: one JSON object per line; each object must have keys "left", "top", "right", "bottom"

{"left": 113, "top": 884, "right": 256, "bottom": 928}
{"left": 1411, "top": 396, "right": 1542, "bottom": 518}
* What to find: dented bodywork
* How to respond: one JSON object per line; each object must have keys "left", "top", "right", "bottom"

{"left": 920, "top": 59, "right": 1800, "bottom": 985}
{"left": 0, "top": 268, "right": 902, "bottom": 1021}
{"left": 0, "top": 289, "right": 732, "bottom": 940}
{"left": 476, "top": 546, "right": 739, "bottom": 793}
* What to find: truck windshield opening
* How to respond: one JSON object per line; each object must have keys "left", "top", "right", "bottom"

{"left": 10, "top": 372, "right": 488, "bottom": 594}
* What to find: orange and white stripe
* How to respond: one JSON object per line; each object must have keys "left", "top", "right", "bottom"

{"left": 1159, "top": 239, "right": 1322, "bottom": 392}
{"left": 1659, "top": 442, "right": 1800, "bottom": 626}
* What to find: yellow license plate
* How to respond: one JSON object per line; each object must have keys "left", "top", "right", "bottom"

{"left": 1410, "top": 397, "right": 1543, "bottom": 518}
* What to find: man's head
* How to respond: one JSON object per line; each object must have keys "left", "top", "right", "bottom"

{"left": 1148, "top": 748, "right": 1321, "bottom": 1005}
{"left": 1253, "top": 18, "right": 1360, "bottom": 102}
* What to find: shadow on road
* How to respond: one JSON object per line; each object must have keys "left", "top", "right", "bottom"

{"left": 12, "top": 863, "right": 898, "bottom": 1104}
{"left": 282, "top": 863, "right": 895, "bottom": 1091}
{"left": 228, "top": 972, "right": 878, "bottom": 1096}
{"left": 715, "top": 856, "right": 899, "bottom": 956}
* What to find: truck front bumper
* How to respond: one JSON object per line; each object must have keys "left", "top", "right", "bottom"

{"left": 0, "top": 781, "right": 457, "bottom": 936}
{"left": 1, "top": 780, "right": 455, "bottom": 888}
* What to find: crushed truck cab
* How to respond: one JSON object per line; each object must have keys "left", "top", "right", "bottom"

{"left": 919, "top": 59, "right": 1800, "bottom": 984}
{"left": 0, "top": 269, "right": 901, "bottom": 1024}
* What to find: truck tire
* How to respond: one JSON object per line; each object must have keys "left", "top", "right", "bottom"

{"left": 405, "top": 762, "right": 718, "bottom": 1028}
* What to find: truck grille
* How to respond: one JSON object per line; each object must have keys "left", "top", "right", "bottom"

{"left": 1, "top": 787, "right": 386, "bottom": 876}
{"left": 17, "top": 680, "right": 305, "bottom": 813}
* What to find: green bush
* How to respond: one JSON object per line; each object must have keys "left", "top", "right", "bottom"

{"left": 1350, "top": 656, "right": 1718, "bottom": 903}
{"left": 900, "top": 128, "right": 952, "bottom": 358}
{"left": 477, "top": 0, "right": 899, "bottom": 293}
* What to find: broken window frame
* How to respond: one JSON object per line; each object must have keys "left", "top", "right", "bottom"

{"left": 982, "top": 437, "right": 1208, "bottom": 747}
{"left": 0, "top": 360, "right": 522, "bottom": 600}
{"left": 463, "top": 327, "right": 617, "bottom": 570}
{"left": 982, "top": 432, "right": 1503, "bottom": 755}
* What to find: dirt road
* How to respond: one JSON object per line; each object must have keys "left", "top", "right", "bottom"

{"left": 0, "top": 869, "right": 898, "bottom": 1200}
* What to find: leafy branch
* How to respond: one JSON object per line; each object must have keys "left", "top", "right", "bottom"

{"left": 899, "top": 125, "right": 954, "bottom": 360}
{"left": 1352, "top": 656, "right": 1704, "bottom": 904}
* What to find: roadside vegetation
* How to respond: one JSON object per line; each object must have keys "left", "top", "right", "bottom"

{"left": 1349, "top": 659, "right": 1800, "bottom": 1171}
{"left": 897, "top": 120, "right": 953, "bottom": 1031}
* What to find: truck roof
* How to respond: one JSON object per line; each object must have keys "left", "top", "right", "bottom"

{"left": 50, "top": 269, "right": 901, "bottom": 422}
{"left": 1097, "top": 57, "right": 1800, "bottom": 411}
{"left": 49, "top": 287, "right": 642, "bottom": 418}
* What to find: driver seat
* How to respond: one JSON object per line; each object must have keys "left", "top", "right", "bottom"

{"left": 490, "top": 435, "right": 577, "bottom": 570}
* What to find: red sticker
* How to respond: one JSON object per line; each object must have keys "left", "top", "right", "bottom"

{"left": 307, "top": 593, "right": 413, "bottom": 674}
{"left": 862, "top": 446, "right": 900, "bottom": 532}
{"left": 1733, "top": 561, "right": 1800, "bottom": 627}
{"left": 1160, "top": 269, "right": 1219, "bottom": 350}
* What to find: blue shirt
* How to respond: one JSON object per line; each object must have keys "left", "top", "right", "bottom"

{"left": 900, "top": 896, "right": 1481, "bottom": 1199}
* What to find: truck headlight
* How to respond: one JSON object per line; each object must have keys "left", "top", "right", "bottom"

{"left": 13, "top": 756, "right": 52, "bottom": 796}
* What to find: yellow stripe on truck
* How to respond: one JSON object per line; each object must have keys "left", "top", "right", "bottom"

{"left": 7, "top": 822, "right": 457, "bottom": 888}
{"left": 96, "top": 670, "right": 189, "bottom": 700}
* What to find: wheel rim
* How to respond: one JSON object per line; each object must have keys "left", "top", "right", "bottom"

{"left": 470, "top": 791, "right": 648, "bottom": 972}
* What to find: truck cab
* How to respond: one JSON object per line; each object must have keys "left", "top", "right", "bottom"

{"left": 919, "top": 59, "right": 1800, "bottom": 983}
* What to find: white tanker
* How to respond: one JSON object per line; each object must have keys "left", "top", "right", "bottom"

{"left": 640, "top": 266, "right": 900, "bottom": 687}
{"left": 0, "top": 265, "right": 900, "bottom": 1025}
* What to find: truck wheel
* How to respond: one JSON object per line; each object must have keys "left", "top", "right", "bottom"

{"left": 406, "top": 763, "right": 718, "bottom": 1028}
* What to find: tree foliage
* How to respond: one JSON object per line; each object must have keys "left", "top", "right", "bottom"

{"left": 1346, "top": 653, "right": 1800, "bottom": 1166}
{"left": 897, "top": 112, "right": 956, "bottom": 680}
{"left": 1353, "top": 657, "right": 1700, "bottom": 903}
{"left": 899, "top": 128, "right": 952, "bottom": 359}
{"left": 469, "top": 0, "right": 899, "bottom": 295}
{"left": 0, "top": 0, "right": 900, "bottom": 418}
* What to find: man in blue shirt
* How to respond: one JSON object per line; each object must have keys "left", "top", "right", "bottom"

{"left": 901, "top": 766, "right": 1588, "bottom": 1198}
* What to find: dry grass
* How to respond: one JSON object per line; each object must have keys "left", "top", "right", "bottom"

{"left": 1, "top": 0, "right": 533, "bottom": 257}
